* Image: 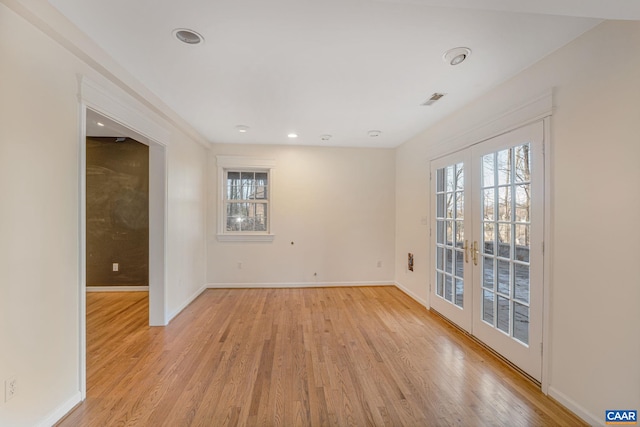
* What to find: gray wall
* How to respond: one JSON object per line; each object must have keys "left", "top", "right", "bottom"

{"left": 86, "top": 137, "right": 149, "bottom": 286}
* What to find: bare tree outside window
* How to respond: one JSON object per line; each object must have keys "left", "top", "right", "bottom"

{"left": 225, "top": 170, "right": 269, "bottom": 232}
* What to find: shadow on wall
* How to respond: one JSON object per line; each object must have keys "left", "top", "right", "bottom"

{"left": 86, "top": 137, "right": 149, "bottom": 286}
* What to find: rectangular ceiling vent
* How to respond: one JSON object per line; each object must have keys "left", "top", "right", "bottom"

{"left": 421, "top": 93, "right": 446, "bottom": 106}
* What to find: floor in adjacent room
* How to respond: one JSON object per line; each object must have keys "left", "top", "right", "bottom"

{"left": 57, "top": 286, "right": 585, "bottom": 426}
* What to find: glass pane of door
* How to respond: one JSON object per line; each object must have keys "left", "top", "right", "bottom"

{"left": 479, "top": 144, "right": 531, "bottom": 344}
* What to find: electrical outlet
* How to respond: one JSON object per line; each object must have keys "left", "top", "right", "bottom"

{"left": 5, "top": 376, "right": 17, "bottom": 402}
{"left": 112, "top": 263, "right": 119, "bottom": 272}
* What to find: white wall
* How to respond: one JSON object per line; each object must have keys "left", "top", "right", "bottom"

{"left": 208, "top": 144, "right": 396, "bottom": 286}
{"left": 0, "top": 3, "right": 208, "bottom": 425}
{"left": 166, "top": 131, "right": 208, "bottom": 319}
{"left": 395, "top": 20, "right": 640, "bottom": 425}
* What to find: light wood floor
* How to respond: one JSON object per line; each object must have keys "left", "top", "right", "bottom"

{"left": 57, "top": 287, "right": 585, "bottom": 426}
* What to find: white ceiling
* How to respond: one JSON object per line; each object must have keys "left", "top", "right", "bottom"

{"left": 49, "top": 0, "right": 640, "bottom": 147}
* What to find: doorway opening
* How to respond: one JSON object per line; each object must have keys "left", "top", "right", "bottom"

{"left": 83, "top": 108, "right": 166, "bottom": 325}
{"left": 80, "top": 107, "right": 167, "bottom": 399}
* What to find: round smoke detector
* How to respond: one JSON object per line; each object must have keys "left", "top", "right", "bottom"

{"left": 443, "top": 47, "right": 471, "bottom": 66}
{"left": 173, "top": 28, "right": 204, "bottom": 45}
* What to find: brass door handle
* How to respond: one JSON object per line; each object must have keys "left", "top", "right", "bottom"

{"left": 464, "top": 240, "right": 469, "bottom": 263}
{"left": 472, "top": 241, "right": 479, "bottom": 266}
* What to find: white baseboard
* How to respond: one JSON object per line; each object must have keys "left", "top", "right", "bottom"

{"left": 38, "top": 392, "right": 81, "bottom": 427}
{"left": 86, "top": 286, "right": 149, "bottom": 292}
{"left": 207, "top": 281, "right": 393, "bottom": 289}
{"left": 548, "top": 386, "right": 600, "bottom": 426}
{"left": 393, "top": 281, "right": 428, "bottom": 308}
{"left": 167, "top": 284, "right": 208, "bottom": 323}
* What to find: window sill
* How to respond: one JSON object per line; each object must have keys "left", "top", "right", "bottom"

{"left": 216, "top": 233, "right": 275, "bottom": 243}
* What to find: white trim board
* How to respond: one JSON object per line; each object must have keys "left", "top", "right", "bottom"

{"left": 541, "top": 116, "right": 553, "bottom": 395}
{"left": 80, "top": 76, "right": 170, "bottom": 146}
{"left": 207, "top": 281, "right": 393, "bottom": 289}
{"left": 207, "top": 281, "right": 423, "bottom": 303}
{"left": 548, "top": 387, "right": 599, "bottom": 426}
{"left": 167, "top": 284, "right": 208, "bottom": 323}
{"left": 426, "top": 90, "right": 553, "bottom": 160}
{"left": 86, "top": 286, "right": 149, "bottom": 292}
{"left": 394, "top": 281, "right": 428, "bottom": 307}
{"left": 37, "top": 392, "right": 81, "bottom": 427}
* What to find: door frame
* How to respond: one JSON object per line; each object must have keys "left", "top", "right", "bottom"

{"left": 78, "top": 75, "right": 170, "bottom": 399}
{"left": 426, "top": 92, "right": 552, "bottom": 391}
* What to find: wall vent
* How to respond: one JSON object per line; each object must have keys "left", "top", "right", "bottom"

{"left": 421, "top": 93, "right": 446, "bottom": 106}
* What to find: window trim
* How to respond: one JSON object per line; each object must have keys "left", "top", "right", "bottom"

{"left": 216, "top": 155, "right": 275, "bottom": 242}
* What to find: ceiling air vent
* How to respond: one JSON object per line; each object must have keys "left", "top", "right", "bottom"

{"left": 421, "top": 93, "right": 446, "bottom": 106}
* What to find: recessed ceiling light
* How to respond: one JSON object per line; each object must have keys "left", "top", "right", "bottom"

{"left": 96, "top": 122, "right": 105, "bottom": 127}
{"left": 443, "top": 47, "right": 471, "bottom": 66}
{"left": 320, "top": 134, "right": 332, "bottom": 141}
{"left": 235, "top": 125, "right": 249, "bottom": 133}
{"left": 368, "top": 130, "right": 381, "bottom": 138}
{"left": 287, "top": 133, "right": 298, "bottom": 138}
{"left": 173, "top": 28, "right": 204, "bottom": 45}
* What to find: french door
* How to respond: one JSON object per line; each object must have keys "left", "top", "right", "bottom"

{"left": 430, "top": 121, "right": 544, "bottom": 381}
{"left": 430, "top": 150, "right": 473, "bottom": 331}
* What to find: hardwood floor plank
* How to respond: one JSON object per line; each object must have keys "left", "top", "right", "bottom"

{"left": 57, "top": 287, "right": 586, "bottom": 426}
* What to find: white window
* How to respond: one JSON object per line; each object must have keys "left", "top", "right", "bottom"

{"left": 216, "top": 156, "right": 275, "bottom": 242}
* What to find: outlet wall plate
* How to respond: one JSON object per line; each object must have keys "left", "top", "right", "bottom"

{"left": 5, "top": 376, "right": 17, "bottom": 402}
